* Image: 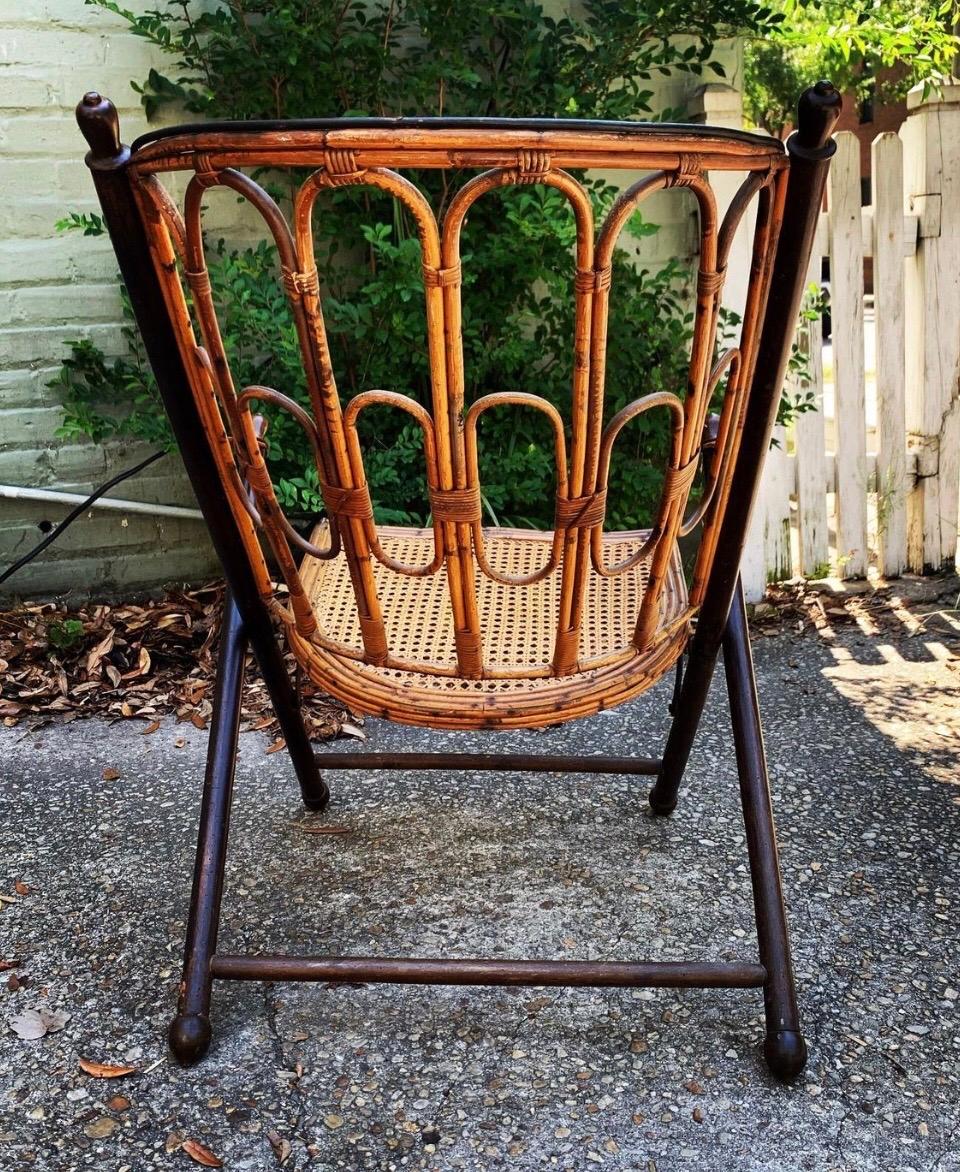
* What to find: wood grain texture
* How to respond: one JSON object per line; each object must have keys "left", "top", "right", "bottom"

{"left": 871, "top": 133, "right": 907, "bottom": 577}
{"left": 828, "top": 133, "right": 868, "bottom": 578}
{"left": 902, "top": 85, "right": 960, "bottom": 571}
{"left": 793, "top": 244, "right": 829, "bottom": 577}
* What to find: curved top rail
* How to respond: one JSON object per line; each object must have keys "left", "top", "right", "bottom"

{"left": 128, "top": 116, "right": 786, "bottom": 174}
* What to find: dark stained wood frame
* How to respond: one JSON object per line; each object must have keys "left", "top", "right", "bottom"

{"left": 76, "top": 83, "right": 840, "bottom": 1081}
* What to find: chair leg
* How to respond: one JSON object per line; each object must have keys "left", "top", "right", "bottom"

{"left": 244, "top": 606, "right": 330, "bottom": 812}
{"left": 722, "top": 579, "right": 807, "bottom": 1080}
{"left": 648, "top": 627, "right": 722, "bottom": 816}
{"left": 169, "top": 593, "right": 246, "bottom": 1065}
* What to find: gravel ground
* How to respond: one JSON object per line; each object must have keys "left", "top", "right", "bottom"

{"left": 1, "top": 606, "right": 958, "bottom": 1171}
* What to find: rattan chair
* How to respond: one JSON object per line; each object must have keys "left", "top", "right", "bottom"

{"left": 77, "top": 82, "right": 840, "bottom": 1080}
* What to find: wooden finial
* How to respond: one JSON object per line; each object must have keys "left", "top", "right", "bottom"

{"left": 794, "top": 81, "right": 842, "bottom": 154}
{"left": 76, "top": 91, "right": 128, "bottom": 166}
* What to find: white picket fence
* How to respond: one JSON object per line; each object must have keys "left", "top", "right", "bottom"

{"left": 742, "top": 83, "right": 960, "bottom": 600}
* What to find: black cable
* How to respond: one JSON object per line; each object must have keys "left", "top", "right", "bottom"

{"left": 0, "top": 450, "right": 165, "bottom": 588}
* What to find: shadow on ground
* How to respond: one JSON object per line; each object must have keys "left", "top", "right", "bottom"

{"left": 1, "top": 615, "right": 958, "bottom": 1171}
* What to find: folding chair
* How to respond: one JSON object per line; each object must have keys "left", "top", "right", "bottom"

{"left": 76, "top": 82, "right": 840, "bottom": 1080}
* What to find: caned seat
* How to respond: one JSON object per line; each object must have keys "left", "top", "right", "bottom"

{"left": 294, "top": 523, "right": 688, "bottom": 728}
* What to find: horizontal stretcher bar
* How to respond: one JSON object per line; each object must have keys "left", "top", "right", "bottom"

{"left": 210, "top": 955, "right": 767, "bottom": 989}
{"left": 315, "top": 752, "right": 662, "bottom": 775}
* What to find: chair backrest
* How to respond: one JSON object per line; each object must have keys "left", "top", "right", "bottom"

{"left": 106, "top": 115, "right": 789, "bottom": 681}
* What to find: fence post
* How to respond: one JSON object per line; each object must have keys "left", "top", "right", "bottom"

{"left": 743, "top": 427, "right": 794, "bottom": 600}
{"left": 901, "top": 80, "right": 960, "bottom": 572}
{"left": 871, "top": 132, "right": 907, "bottom": 577}
{"left": 794, "top": 237, "right": 829, "bottom": 578}
{"left": 828, "top": 132, "right": 868, "bottom": 578}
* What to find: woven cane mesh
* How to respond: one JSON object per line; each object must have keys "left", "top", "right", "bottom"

{"left": 300, "top": 524, "right": 684, "bottom": 676}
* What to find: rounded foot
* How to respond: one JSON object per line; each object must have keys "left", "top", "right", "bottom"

{"left": 648, "top": 785, "right": 677, "bottom": 817}
{"left": 764, "top": 1030, "right": 808, "bottom": 1081}
{"left": 301, "top": 778, "right": 330, "bottom": 812}
{"left": 169, "top": 1013, "right": 212, "bottom": 1066}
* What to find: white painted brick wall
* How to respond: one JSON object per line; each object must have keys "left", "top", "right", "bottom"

{"left": 0, "top": 0, "right": 742, "bottom": 600}
{"left": 0, "top": 0, "right": 218, "bottom": 599}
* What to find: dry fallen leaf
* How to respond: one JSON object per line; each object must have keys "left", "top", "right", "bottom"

{"left": 339, "top": 721, "right": 366, "bottom": 740}
{"left": 182, "top": 1139, "right": 224, "bottom": 1167}
{"left": 85, "top": 629, "right": 115, "bottom": 674}
{"left": 0, "top": 959, "right": 19, "bottom": 972}
{"left": 14, "top": 881, "right": 29, "bottom": 895}
{"left": 102, "top": 767, "right": 121, "bottom": 781}
{"left": 9, "top": 1007, "right": 70, "bottom": 1040}
{"left": 78, "top": 1057, "right": 138, "bottom": 1079}
{"left": 266, "top": 737, "right": 286, "bottom": 755}
{"left": 142, "top": 719, "right": 161, "bottom": 735}
{"left": 9, "top": 1010, "right": 46, "bottom": 1040}
{"left": 267, "top": 1130, "right": 292, "bottom": 1164}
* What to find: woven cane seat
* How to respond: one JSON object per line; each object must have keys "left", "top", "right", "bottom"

{"left": 288, "top": 524, "right": 688, "bottom": 730}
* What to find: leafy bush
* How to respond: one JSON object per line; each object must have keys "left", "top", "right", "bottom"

{"left": 743, "top": 0, "right": 960, "bottom": 137}
{"left": 59, "top": 0, "right": 789, "bottom": 528}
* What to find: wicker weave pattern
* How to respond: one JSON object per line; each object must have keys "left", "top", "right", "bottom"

{"left": 129, "top": 121, "right": 788, "bottom": 728}
{"left": 299, "top": 524, "right": 680, "bottom": 673}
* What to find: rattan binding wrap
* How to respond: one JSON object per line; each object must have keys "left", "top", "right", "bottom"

{"left": 127, "top": 119, "right": 789, "bottom": 730}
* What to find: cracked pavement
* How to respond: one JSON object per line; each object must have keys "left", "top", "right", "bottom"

{"left": 1, "top": 598, "right": 958, "bottom": 1170}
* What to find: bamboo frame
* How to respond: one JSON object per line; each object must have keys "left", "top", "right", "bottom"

{"left": 113, "top": 110, "right": 795, "bottom": 726}
{"left": 76, "top": 84, "right": 841, "bottom": 1082}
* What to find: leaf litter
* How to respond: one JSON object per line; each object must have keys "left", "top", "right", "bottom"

{"left": 0, "top": 582, "right": 354, "bottom": 746}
